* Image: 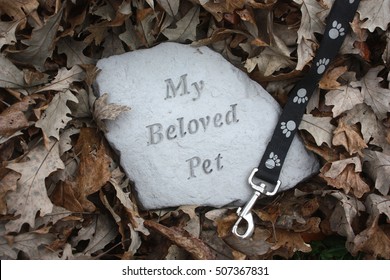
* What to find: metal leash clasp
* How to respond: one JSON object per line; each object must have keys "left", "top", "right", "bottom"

{"left": 232, "top": 168, "right": 281, "bottom": 239}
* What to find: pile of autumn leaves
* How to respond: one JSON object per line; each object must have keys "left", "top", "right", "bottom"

{"left": 0, "top": 0, "right": 389, "bottom": 259}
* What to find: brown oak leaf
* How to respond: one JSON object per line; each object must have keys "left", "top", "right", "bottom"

{"left": 351, "top": 66, "right": 390, "bottom": 120}
{"left": 332, "top": 120, "right": 367, "bottom": 155}
{"left": 364, "top": 151, "right": 390, "bottom": 195}
{"left": 320, "top": 159, "right": 370, "bottom": 198}
{"left": 144, "top": 219, "right": 216, "bottom": 260}
{"left": 5, "top": 139, "right": 64, "bottom": 233}
{"left": 299, "top": 114, "right": 336, "bottom": 146}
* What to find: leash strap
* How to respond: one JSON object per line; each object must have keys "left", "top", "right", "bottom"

{"left": 233, "top": 0, "right": 361, "bottom": 238}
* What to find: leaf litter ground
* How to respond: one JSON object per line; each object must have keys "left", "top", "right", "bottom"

{"left": 0, "top": 0, "right": 389, "bottom": 260}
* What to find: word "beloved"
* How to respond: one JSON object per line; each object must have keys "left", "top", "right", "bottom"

{"left": 146, "top": 104, "right": 239, "bottom": 145}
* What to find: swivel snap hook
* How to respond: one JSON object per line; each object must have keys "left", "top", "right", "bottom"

{"left": 231, "top": 191, "right": 261, "bottom": 239}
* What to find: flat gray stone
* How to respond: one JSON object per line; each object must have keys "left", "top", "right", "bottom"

{"left": 95, "top": 42, "right": 319, "bottom": 209}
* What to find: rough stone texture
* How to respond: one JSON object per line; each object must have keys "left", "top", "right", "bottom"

{"left": 95, "top": 42, "right": 319, "bottom": 209}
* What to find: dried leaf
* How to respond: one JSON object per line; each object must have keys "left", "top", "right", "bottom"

{"left": 328, "top": 191, "right": 365, "bottom": 241}
{"left": 245, "top": 47, "right": 294, "bottom": 76}
{"left": 358, "top": 0, "right": 390, "bottom": 32}
{"left": 144, "top": 219, "right": 215, "bottom": 260}
{"left": 0, "top": 20, "right": 18, "bottom": 48}
{"left": 0, "top": 54, "right": 25, "bottom": 88}
{"left": 332, "top": 120, "right": 367, "bottom": 155}
{"left": 110, "top": 168, "right": 149, "bottom": 236}
{"left": 270, "top": 229, "right": 312, "bottom": 257}
{"left": 7, "top": 8, "right": 63, "bottom": 71}
{"left": 364, "top": 151, "right": 390, "bottom": 195}
{"left": 343, "top": 104, "right": 387, "bottom": 148}
{"left": 299, "top": 114, "right": 336, "bottom": 146}
{"left": 320, "top": 160, "right": 370, "bottom": 198}
{"left": 83, "top": 214, "right": 118, "bottom": 255}
{"left": 325, "top": 85, "right": 364, "bottom": 117}
{"left": 351, "top": 222, "right": 390, "bottom": 259}
{"left": 162, "top": 6, "right": 200, "bottom": 43}
{"left": 0, "top": 224, "right": 55, "bottom": 259}
{"left": 157, "top": 0, "right": 179, "bottom": 17}
{"left": 383, "top": 30, "right": 390, "bottom": 67}
{"left": 293, "top": 0, "right": 327, "bottom": 69}
{"left": 0, "top": 96, "right": 33, "bottom": 136}
{"left": 365, "top": 194, "right": 390, "bottom": 222}
{"left": 0, "top": 171, "right": 19, "bottom": 215}
{"left": 319, "top": 66, "right": 347, "bottom": 90}
{"left": 5, "top": 139, "right": 64, "bottom": 233}
{"left": 73, "top": 128, "right": 111, "bottom": 212}
{"left": 57, "top": 37, "right": 96, "bottom": 68}
{"left": 35, "top": 90, "right": 78, "bottom": 141}
{"left": 51, "top": 181, "right": 83, "bottom": 213}
{"left": 351, "top": 66, "right": 390, "bottom": 120}
{"left": 35, "top": 65, "right": 85, "bottom": 93}
{"left": 0, "top": 0, "right": 39, "bottom": 27}
{"left": 93, "top": 93, "right": 130, "bottom": 133}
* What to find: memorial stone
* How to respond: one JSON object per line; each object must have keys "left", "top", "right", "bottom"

{"left": 95, "top": 42, "right": 320, "bottom": 209}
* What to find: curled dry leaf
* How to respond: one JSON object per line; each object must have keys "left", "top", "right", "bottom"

{"left": 93, "top": 93, "right": 130, "bottom": 133}
{"left": 5, "top": 139, "right": 64, "bottom": 233}
{"left": 327, "top": 191, "right": 365, "bottom": 241}
{"left": 320, "top": 160, "right": 370, "bottom": 198}
{"left": 0, "top": 0, "right": 39, "bottom": 28}
{"left": 332, "top": 120, "right": 367, "bottom": 156}
{"left": 73, "top": 127, "right": 112, "bottom": 212}
{"left": 144, "top": 219, "right": 215, "bottom": 260}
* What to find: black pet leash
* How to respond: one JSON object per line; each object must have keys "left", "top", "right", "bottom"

{"left": 232, "top": 0, "right": 361, "bottom": 238}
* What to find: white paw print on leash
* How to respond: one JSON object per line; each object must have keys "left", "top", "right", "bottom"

{"left": 280, "top": 120, "right": 296, "bottom": 138}
{"left": 265, "top": 152, "right": 281, "bottom": 169}
{"left": 316, "top": 58, "right": 329, "bottom": 74}
{"left": 329, "top": 20, "right": 345, "bottom": 39}
{"left": 293, "top": 88, "right": 308, "bottom": 104}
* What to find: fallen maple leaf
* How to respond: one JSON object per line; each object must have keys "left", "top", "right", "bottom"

{"left": 5, "top": 139, "right": 64, "bottom": 233}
